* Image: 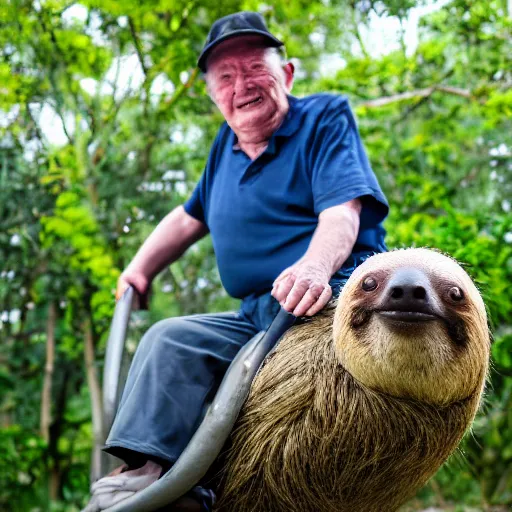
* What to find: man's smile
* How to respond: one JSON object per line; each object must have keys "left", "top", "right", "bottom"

{"left": 237, "top": 96, "right": 263, "bottom": 109}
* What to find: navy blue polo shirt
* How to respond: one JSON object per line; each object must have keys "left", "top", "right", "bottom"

{"left": 184, "top": 93, "right": 389, "bottom": 300}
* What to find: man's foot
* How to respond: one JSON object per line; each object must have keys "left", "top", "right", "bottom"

{"left": 82, "top": 461, "right": 209, "bottom": 512}
{"left": 106, "top": 463, "right": 129, "bottom": 477}
{"left": 82, "top": 460, "right": 161, "bottom": 512}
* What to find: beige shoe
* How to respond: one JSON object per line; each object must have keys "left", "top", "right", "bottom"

{"left": 82, "top": 460, "right": 161, "bottom": 512}
{"left": 83, "top": 461, "right": 205, "bottom": 512}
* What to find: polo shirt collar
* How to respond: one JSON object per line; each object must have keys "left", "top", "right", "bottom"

{"left": 272, "top": 95, "right": 301, "bottom": 138}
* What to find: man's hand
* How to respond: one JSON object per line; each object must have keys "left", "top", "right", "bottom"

{"left": 271, "top": 259, "right": 332, "bottom": 317}
{"left": 116, "top": 270, "right": 150, "bottom": 309}
{"left": 271, "top": 200, "right": 362, "bottom": 317}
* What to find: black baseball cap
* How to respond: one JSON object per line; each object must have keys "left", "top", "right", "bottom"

{"left": 197, "top": 11, "right": 284, "bottom": 72}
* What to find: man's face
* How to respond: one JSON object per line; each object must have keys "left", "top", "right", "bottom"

{"left": 206, "top": 36, "right": 294, "bottom": 139}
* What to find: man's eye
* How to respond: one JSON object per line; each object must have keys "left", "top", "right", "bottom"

{"left": 221, "top": 74, "right": 231, "bottom": 81}
{"left": 251, "top": 64, "right": 264, "bottom": 71}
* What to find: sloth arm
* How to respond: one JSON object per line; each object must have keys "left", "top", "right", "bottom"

{"left": 272, "top": 198, "right": 361, "bottom": 317}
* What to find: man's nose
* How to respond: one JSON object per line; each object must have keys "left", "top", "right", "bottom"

{"left": 233, "top": 73, "right": 253, "bottom": 94}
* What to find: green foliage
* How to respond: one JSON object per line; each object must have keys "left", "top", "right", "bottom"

{"left": 0, "top": 426, "right": 48, "bottom": 507}
{"left": 1, "top": 0, "right": 511, "bottom": 509}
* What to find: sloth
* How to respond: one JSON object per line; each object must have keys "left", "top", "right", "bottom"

{"left": 213, "top": 248, "right": 490, "bottom": 512}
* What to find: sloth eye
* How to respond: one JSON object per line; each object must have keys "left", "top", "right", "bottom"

{"left": 362, "top": 276, "right": 378, "bottom": 291}
{"left": 448, "top": 286, "right": 465, "bottom": 302}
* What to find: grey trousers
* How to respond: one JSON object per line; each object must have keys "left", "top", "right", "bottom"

{"left": 104, "top": 311, "right": 261, "bottom": 464}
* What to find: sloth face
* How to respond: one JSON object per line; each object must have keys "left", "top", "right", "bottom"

{"left": 333, "top": 249, "right": 490, "bottom": 405}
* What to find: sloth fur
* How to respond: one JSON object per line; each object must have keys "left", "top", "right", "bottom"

{"left": 213, "top": 249, "right": 490, "bottom": 512}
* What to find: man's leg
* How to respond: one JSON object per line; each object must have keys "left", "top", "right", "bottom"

{"left": 85, "top": 311, "right": 259, "bottom": 511}
{"left": 105, "top": 311, "right": 259, "bottom": 463}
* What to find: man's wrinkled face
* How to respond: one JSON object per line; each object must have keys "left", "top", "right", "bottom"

{"left": 205, "top": 36, "right": 293, "bottom": 139}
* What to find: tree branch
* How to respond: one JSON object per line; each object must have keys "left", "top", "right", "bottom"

{"left": 26, "top": 103, "right": 47, "bottom": 147}
{"left": 128, "top": 16, "right": 148, "bottom": 78}
{"left": 50, "top": 99, "right": 74, "bottom": 144}
{"left": 165, "top": 67, "right": 199, "bottom": 109}
{"left": 435, "top": 85, "right": 472, "bottom": 98}
{"left": 34, "top": 10, "right": 75, "bottom": 145}
{"left": 351, "top": 7, "right": 369, "bottom": 59}
{"left": 360, "top": 87, "right": 435, "bottom": 107}
{"left": 359, "top": 85, "right": 474, "bottom": 108}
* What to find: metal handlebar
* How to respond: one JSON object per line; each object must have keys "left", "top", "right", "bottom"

{"left": 102, "top": 286, "right": 135, "bottom": 446}
{"left": 102, "top": 294, "right": 295, "bottom": 512}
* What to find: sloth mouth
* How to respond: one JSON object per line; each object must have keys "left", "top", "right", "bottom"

{"left": 351, "top": 307, "right": 444, "bottom": 329}
{"left": 351, "top": 306, "right": 468, "bottom": 347}
{"left": 377, "top": 310, "right": 438, "bottom": 323}
{"left": 378, "top": 310, "right": 468, "bottom": 346}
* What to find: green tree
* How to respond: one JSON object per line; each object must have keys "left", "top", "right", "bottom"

{"left": 0, "top": 0, "right": 510, "bottom": 509}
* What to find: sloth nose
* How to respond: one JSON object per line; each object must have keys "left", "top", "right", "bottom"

{"left": 381, "top": 268, "right": 432, "bottom": 312}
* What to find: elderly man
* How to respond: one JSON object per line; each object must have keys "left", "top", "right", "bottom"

{"left": 85, "top": 11, "right": 388, "bottom": 512}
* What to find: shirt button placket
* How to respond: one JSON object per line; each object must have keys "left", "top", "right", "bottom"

{"left": 240, "top": 162, "right": 262, "bottom": 186}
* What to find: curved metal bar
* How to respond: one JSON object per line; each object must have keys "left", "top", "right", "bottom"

{"left": 102, "top": 286, "right": 135, "bottom": 446}
{"left": 104, "top": 307, "right": 296, "bottom": 512}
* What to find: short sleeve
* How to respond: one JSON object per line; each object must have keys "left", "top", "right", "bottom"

{"left": 310, "top": 98, "right": 388, "bottom": 228}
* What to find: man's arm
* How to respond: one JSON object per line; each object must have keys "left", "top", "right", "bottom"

{"left": 117, "top": 205, "right": 209, "bottom": 300}
{"left": 271, "top": 198, "right": 361, "bottom": 317}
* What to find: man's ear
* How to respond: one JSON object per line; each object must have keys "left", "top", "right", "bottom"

{"left": 283, "top": 62, "right": 295, "bottom": 92}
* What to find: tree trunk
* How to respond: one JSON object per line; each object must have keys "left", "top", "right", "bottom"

{"left": 47, "top": 365, "right": 72, "bottom": 502}
{"left": 40, "top": 301, "right": 56, "bottom": 443}
{"left": 84, "top": 315, "right": 104, "bottom": 482}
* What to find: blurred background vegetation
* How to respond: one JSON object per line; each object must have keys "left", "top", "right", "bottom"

{"left": 0, "top": 0, "right": 511, "bottom": 510}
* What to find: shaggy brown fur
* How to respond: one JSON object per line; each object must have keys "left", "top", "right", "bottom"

{"left": 214, "top": 249, "right": 489, "bottom": 512}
